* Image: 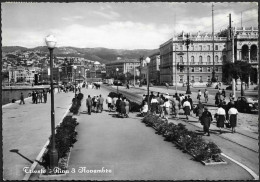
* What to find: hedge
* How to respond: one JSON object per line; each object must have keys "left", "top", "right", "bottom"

{"left": 69, "top": 93, "right": 84, "bottom": 114}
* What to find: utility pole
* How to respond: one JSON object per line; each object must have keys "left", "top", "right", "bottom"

{"left": 241, "top": 12, "right": 242, "bottom": 27}
{"left": 211, "top": 3, "right": 216, "bottom": 82}
{"left": 230, "top": 13, "right": 236, "bottom": 98}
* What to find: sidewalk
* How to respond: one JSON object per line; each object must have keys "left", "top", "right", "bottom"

{"left": 2, "top": 91, "right": 75, "bottom": 180}
{"left": 31, "top": 86, "right": 254, "bottom": 180}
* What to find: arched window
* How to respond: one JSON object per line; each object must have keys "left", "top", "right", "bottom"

{"left": 215, "top": 55, "right": 219, "bottom": 63}
{"left": 199, "top": 56, "right": 203, "bottom": 64}
{"left": 207, "top": 55, "right": 211, "bottom": 64}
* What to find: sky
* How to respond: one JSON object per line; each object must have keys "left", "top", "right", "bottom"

{"left": 2, "top": 2, "right": 258, "bottom": 49}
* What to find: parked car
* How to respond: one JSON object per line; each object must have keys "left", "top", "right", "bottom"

{"left": 235, "top": 96, "right": 258, "bottom": 114}
{"left": 113, "top": 80, "right": 123, "bottom": 86}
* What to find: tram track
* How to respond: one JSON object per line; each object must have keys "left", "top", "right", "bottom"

{"left": 103, "top": 85, "right": 258, "bottom": 154}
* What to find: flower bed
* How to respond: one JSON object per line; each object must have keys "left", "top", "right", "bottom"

{"left": 142, "top": 114, "right": 226, "bottom": 165}
{"left": 40, "top": 115, "right": 79, "bottom": 175}
{"left": 69, "top": 93, "right": 84, "bottom": 114}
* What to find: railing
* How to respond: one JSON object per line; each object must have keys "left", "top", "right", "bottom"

{"left": 236, "top": 34, "right": 258, "bottom": 39}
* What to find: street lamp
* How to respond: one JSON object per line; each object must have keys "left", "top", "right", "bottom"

{"left": 145, "top": 57, "right": 151, "bottom": 110}
{"left": 78, "top": 70, "right": 81, "bottom": 84}
{"left": 73, "top": 65, "right": 77, "bottom": 97}
{"left": 183, "top": 33, "right": 193, "bottom": 94}
{"left": 116, "top": 68, "right": 119, "bottom": 94}
{"left": 177, "top": 52, "right": 184, "bottom": 94}
{"left": 45, "top": 34, "right": 58, "bottom": 169}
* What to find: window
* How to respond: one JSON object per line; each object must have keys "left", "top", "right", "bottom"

{"left": 207, "top": 67, "right": 211, "bottom": 72}
{"left": 199, "top": 56, "right": 203, "bottom": 64}
{"left": 199, "top": 45, "right": 202, "bottom": 51}
{"left": 199, "top": 76, "right": 203, "bottom": 82}
{"left": 180, "top": 56, "right": 183, "bottom": 63}
{"left": 215, "top": 67, "right": 218, "bottom": 72}
{"left": 207, "top": 56, "right": 211, "bottom": 63}
{"left": 207, "top": 45, "right": 210, "bottom": 50}
{"left": 191, "top": 56, "right": 194, "bottom": 64}
{"left": 191, "top": 45, "right": 194, "bottom": 51}
{"left": 215, "top": 45, "right": 218, "bottom": 50}
{"left": 199, "top": 67, "right": 202, "bottom": 72}
{"left": 207, "top": 76, "right": 211, "bottom": 81}
{"left": 191, "top": 76, "right": 194, "bottom": 82}
{"left": 215, "top": 55, "right": 219, "bottom": 63}
{"left": 191, "top": 67, "right": 194, "bottom": 72}
{"left": 179, "top": 75, "right": 183, "bottom": 82}
{"left": 180, "top": 45, "right": 183, "bottom": 51}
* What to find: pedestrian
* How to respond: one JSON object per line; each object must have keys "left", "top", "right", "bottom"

{"left": 116, "top": 96, "right": 122, "bottom": 115}
{"left": 39, "top": 91, "right": 43, "bottom": 103}
{"left": 120, "top": 97, "right": 127, "bottom": 117}
{"left": 125, "top": 99, "right": 130, "bottom": 117}
{"left": 32, "top": 91, "right": 35, "bottom": 103}
{"left": 197, "top": 90, "right": 202, "bottom": 100}
{"left": 140, "top": 101, "right": 148, "bottom": 116}
{"left": 158, "top": 94, "right": 165, "bottom": 118}
{"left": 187, "top": 95, "right": 193, "bottom": 111}
{"left": 174, "top": 97, "right": 180, "bottom": 119}
{"left": 35, "top": 91, "right": 38, "bottom": 104}
{"left": 165, "top": 82, "right": 169, "bottom": 90}
{"left": 165, "top": 93, "right": 170, "bottom": 100}
{"left": 92, "top": 96, "right": 97, "bottom": 113}
{"left": 150, "top": 95, "right": 158, "bottom": 115}
{"left": 216, "top": 104, "right": 226, "bottom": 134}
{"left": 195, "top": 100, "right": 204, "bottom": 122}
{"left": 106, "top": 95, "right": 113, "bottom": 112}
{"left": 222, "top": 89, "right": 226, "bottom": 98}
{"left": 163, "top": 98, "right": 171, "bottom": 122}
{"left": 19, "top": 92, "right": 25, "bottom": 105}
{"left": 99, "top": 94, "right": 104, "bottom": 113}
{"left": 215, "top": 92, "right": 220, "bottom": 106}
{"left": 183, "top": 98, "right": 191, "bottom": 120}
{"left": 43, "top": 90, "right": 47, "bottom": 103}
{"left": 96, "top": 95, "right": 100, "bottom": 113}
{"left": 86, "top": 95, "right": 93, "bottom": 115}
{"left": 228, "top": 104, "right": 239, "bottom": 133}
{"left": 204, "top": 89, "right": 209, "bottom": 103}
{"left": 112, "top": 96, "right": 118, "bottom": 111}
{"left": 200, "top": 107, "right": 213, "bottom": 136}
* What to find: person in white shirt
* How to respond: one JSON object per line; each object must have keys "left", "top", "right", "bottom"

{"left": 140, "top": 102, "right": 148, "bottom": 116}
{"left": 228, "top": 105, "right": 239, "bottom": 133}
{"left": 183, "top": 99, "right": 191, "bottom": 120}
{"left": 106, "top": 95, "right": 113, "bottom": 112}
{"left": 197, "top": 90, "right": 202, "bottom": 100}
{"left": 163, "top": 99, "right": 171, "bottom": 122}
{"left": 204, "top": 89, "right": 209, "bottom": 103}
{"left": 150, "top": 96, "right": 158, "bottom": 115}
{"left": 112, "top": 97, "right": 118, "bottom": 111}
{"left": 216, "top": 104, "right": 226, "bottom": 133}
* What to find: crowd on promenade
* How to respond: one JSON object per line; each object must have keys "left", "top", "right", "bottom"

{"left": 139, "top": 89, "right": 238, "bottom": 136}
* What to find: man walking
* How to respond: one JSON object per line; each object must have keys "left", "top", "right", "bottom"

{"left": 19, "top": 92, "right": 25, "bottom": 105}
{"left": 204, "top": 89, "right": 209, "bottom": 103}
{"left": 106, "top": 95, "right": 113, "bottom": 112}
{"left": 86, "top": 95, "right": 93, "bottom": 115}
{"left": 99, "top": 94, "right": 104, "bottom": 113}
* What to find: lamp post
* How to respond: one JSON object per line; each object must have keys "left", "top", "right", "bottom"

{"left": 183, "top": 33, "right": 192, "bottom": 94}
{"left": 177, "top": 52, "right": 184, "bottom": 94}
{"left": 116, "top": 68, "right": 119, "bottom": 94}
{"left": 73, "top": 65, "right": 77, "bottom": 98}
{"left": 45, "top": 34, "right": 58, "bottom": 169}
{"left": 145, "top": 57, "right": 151, "bottom": 110}
{"left": 78, "top": 70, "right": 81, "bottom": 84}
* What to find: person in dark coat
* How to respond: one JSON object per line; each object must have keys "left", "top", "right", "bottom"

{"left": 35, "top": 91, "right": 38, "bottom": 104}
{"left": 99, "top": 94, "right": 104, "bottom": 113}
{"left": 116, "top": 96, "right": 122, "bottom": 114}
{"left": 222, "top": 89, "right": 226, "bottom": 98}
{"left": 196, "top": 101, "right": 204, "bottom": 121}
{"left": 201, "top": 107, "right": 213, "bottom": 136}
{"left": 20, "top": 92, "right": 25, "bottom": 105}
{"left": 120, "top": 97, "right": 127, "bottom": 117}
{"left": 187, "top": 95, "right": 193, "bottom": 111}
{"left": 32, "top": 91, "right": 36, "bottom": 104}
{"left": 43, "top": 90, "right": 47, "bottom": 103}
{"left": 86, "top": 95, "right": 93, "bottom": 115}
{"left": 92, "top": 96, "right": 97, "bottom": 112}
{"left": 228, "top": 104, "right": 239, "bottom": 133}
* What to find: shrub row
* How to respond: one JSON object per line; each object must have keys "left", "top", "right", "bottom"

{"left": 142, "top": 114, "right": 222, "bottom": 163}
{"left": 69, "top": 93, "right": 84, "bottom": 114}
{"left": 108, "top": 92, "right": 141, "bottom": 112}
{"left": 42, "top": 115, "right": 79, "bottom": 171}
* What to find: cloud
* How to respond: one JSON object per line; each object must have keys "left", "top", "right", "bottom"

{"left": 62, "top": 16, "right": 84, "bottom": 21}
{"left": 92, "top": 10, "right": 120, "bottom": 20}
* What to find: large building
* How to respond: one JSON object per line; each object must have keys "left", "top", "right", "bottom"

{"left": 106, "top": 58, "right": 140, "bottom": 79}
{"left": 149, "top": 52, "right": 160, "bottom": 84}
{"left": 159, "top": 27, "right": 258, "bottom": 85}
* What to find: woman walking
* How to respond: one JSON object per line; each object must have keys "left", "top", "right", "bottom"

{"left": 150, "top": 96, "right": 158, "bottom": 115}
{"left": 120, "top": 97, "right": 127, "bottom": 117}
{"left": 216, "top": 104, "right": 226, "bottom": 134}
{"left": 125, "top": 99, "right": 130, "bottom": 117}
{"left": 183, "top": 97, "right": 191, "bottom": 120}
{"left": 196, "top": 101, "right": 204, "bottom": 122}
{"left": 200, "top": 107, "right": 213, "bottom": 136}
{"left": 228, "top": 104, "right": 239, "bottom": 133}
{"left": 163, "top": 99, "right": 171, "bottom": 122}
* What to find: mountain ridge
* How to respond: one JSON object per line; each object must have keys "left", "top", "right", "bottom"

{"left": 2, "top": 46, "right": 159, "bottom": 64}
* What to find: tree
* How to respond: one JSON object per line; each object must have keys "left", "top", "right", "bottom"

{"left": 217, "top": 28, "right": 228, "bottom": 37}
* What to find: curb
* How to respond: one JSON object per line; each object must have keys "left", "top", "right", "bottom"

{"left": 22, "top": 103, "right": 72, "bottom": 181}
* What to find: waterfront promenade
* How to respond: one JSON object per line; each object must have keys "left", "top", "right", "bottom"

{"left": 3, "top": 85, "right": 258, "bottom": 180}
{"left": 2, "top": 90, "right": 75, "bottom": 180}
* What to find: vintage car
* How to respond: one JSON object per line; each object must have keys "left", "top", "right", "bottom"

{"left": 235, "top": 96, "right": 258, "bottom": 114}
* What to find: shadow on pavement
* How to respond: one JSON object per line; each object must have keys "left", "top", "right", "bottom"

{"left": 10, "top": 149, "right": 34, "bottom": 164}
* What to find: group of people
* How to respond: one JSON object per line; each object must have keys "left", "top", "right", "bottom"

{"left": 105, "top": 94, "right": 131, "bottom": 118}
{"left": 86, "top": 94, "right": 104, "bottom": 115}
{"left": 31, "top": 90, "right": 48, "bottom": 104}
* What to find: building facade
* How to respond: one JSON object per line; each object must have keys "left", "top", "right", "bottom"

{"left": 106, "top": 59, "right": 140, "bottom": 79}
{"left": 149, "top": 52, "right": 160, "bottom": 84}
{"left": 159, "top": 27, "right": 258, "bottom": 85}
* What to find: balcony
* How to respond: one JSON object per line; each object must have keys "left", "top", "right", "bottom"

{"left": 236, "top": 34, "right": 258, "bottom": 39}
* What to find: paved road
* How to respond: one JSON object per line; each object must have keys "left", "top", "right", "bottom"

{"left": 2, "top": 91, "right": 75, "bottom": 180}
{"left": 32, "top": 86, "right": 253, "bottom": 180}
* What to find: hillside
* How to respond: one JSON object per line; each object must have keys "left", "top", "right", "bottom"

{"left": 2, "top": 46, "right": 159, "bottom": 64}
